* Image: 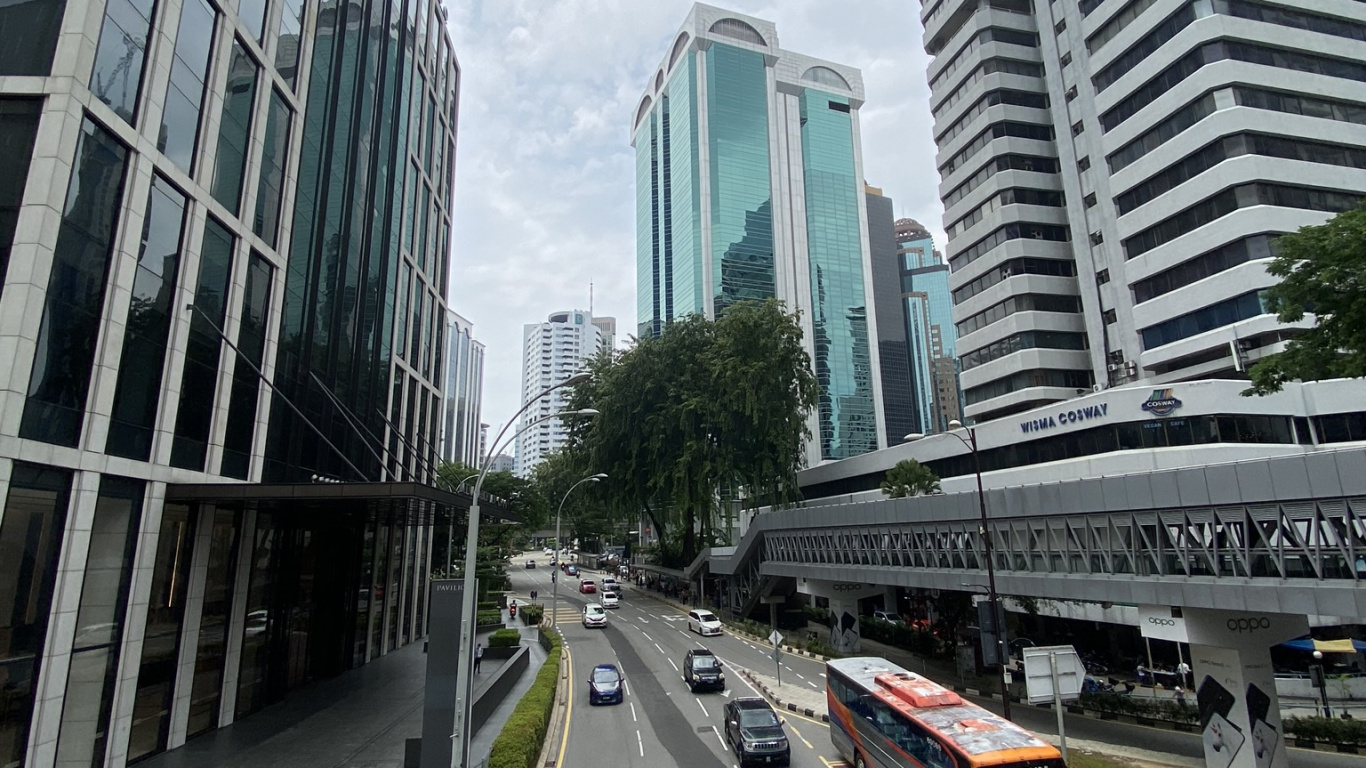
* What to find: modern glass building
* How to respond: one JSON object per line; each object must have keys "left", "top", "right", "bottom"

{"left": 897, "top": 219, "right": 963, "bottom": 434}
{"left": 0, "top": 0, "right": 462, "bottom": 761}
{"left": 865, "top": 186, "right": 917, "bottom": 447}
{"left": 441, "top": 312, "right": 485, "bottom": 467}
{"left": 633, "top": 3, "right": 886, "bottom": 463}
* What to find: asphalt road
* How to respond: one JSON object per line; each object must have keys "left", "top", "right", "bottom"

{"left": 509, "top": 556, "right": 844, "bottom": 768}
{"left": 509, "top": 556, "right": 1366, "bottom": 768}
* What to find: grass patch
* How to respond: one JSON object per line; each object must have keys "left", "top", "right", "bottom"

{"left": 486, "top": 630, "right": 562, "bottom": 768}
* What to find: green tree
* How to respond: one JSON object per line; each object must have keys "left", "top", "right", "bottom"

{"left": 1245, "top": 202, "right": 1366, "bottom": 395}
{"left": 880, "top": 459, "right": 941, "bottom": 498}
{"left": 563, "top": 299, "right": 818, "bottom": 565}
{"left": 436, "top": 460, "right": 550, "bottom": 530}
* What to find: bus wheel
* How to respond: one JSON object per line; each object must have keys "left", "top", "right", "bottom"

{"left": 854, "top": 753, "right": 866, "bottom": 768}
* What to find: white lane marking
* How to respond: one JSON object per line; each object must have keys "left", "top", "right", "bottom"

{"left": 796, "top": 673, "right": 806, "bottom": 680}
{"left": 784, "top": 665, "right": 793, "bottom": 671}
{"left": 654, "top": 643, "right": 665, "bottom": 654}
{"left": 630, "top": 701, "right": 638, "bottom": 722}
{"left": 668, "top": 658, "right": 680, "bottom": 671}
{"left": 637, "top": 729, "right": 644, "bottom": 757}
{"left": 697, "top": 698, "right": 710, "bottom": 717}
{"left": 807, "top": 681, "right": 819, "bottom": 689}
{"left": 820, "top": 673, "right": 827, "bottom": 678}
{"left": 641, "top": 632, "right": 654, "bottom": 642}
{"left": 712, "top": 725, "right": 727, "bottom": 750}
{"left": 679, "top": 630, "right": 690, "bottom": 639}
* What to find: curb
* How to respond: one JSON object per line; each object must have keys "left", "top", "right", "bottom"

{"left": 727, "top": 626, "right": 832, "bottom": 662}
{"left": 534, "top": 645, "right": 570, "bottom": 768}
{"left": 735, "top": 667, "right": 830, "bottom": 723}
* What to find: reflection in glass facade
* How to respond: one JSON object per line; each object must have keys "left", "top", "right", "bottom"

{"left": 21, "top": 119, "right": 129, "bottom": 448}
{"left": 107, "top": 175, "right": 186, "bottom": 460}
{"left": 0, "top": 0, "right": 66, "bottom": 75}
{"left": 211, "top": 41, "right": 259, "bottom": 215}
{"left": 159, "top": 0, "right": 215, "bottom": 174}
{"left": 221, "top": 252, "right": 274, "bottom": 478}
{"left": 633, "top": 8, "right": 883, "bottom": 461}
{"left": 90, "top": 0, "right": 156, "bottom": 123}
{"left": 170, "top": 217, "right": 234, "bottom": 470}
{"left": 254, "top": 90, "right": 292, "bottom": 247}
{"left": 0, "top": 99, "right": 41, "bottom": 294}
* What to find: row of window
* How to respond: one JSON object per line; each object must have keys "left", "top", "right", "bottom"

{"left": 1107, "top": 92, "right": 1216, "bottom": 174}
{"left": 937, "top": 88, "right": 1050, "bottom": 147}
{"left": 1234, "top": 85, "right": 1366, "bottom": 130}
{"left": 964, "top": 368, "right": 1094, "bottom": 406}
{"left": 933, "top": 57, "right": 1043, "bottom": 123}
{"left": 1132, "top": 233, "right": 1275, "bottom": 304}
{"left": 1226, "top": 0, "right": 1366, "bottom": 45}
{"left": 828, "top": 673, "right": 955, "bottom": 768}
{"left": 949, "top": 221, "right": 1070, "bottom": 273}
{"left": 1092, "top": 1, "right": 1198, "bottom": 93}
{"left": 960, "top": 329, "right": 1087, "bottom": 371}
{"left": 947, "top": 187, "right": 1063, "bottom": 240}
{"left": 1140, "top": 290, "right": 1267, "bottom": 349}
{"left": 1118, "top": 131, "right": 1366, "bottom": 215}
{"left": 930, "top": 27, "right": 1039, "bottom": 92}
{"left": 0, "top": 100, "right": 40, "bottom": 300}
{"left": 1124, "top": 182, "right": 1363, "bottom": 259}
{"left": 956, "top": 292, "right": 1082, "bottom": 336}
{"left": 1104, "top": 40, "right": 1366, "bottom": 133}
{"left": 940, "top": 120, "right": 1054, "bottom": 177}
{"left": 1086, "top": 0, "right": 1159, "bottom": 53}
{"left": 944, "top": 153, "right": 1059, "bottom": 210}
{"left": 952, "top": 256, "right": 1076, "bottom": 304}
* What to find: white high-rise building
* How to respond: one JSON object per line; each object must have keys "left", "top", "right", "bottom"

{"left": 515, "top": 310, "right": 614, "bottom": 476}
{"left": 923, "top": 0, "right": 1366, "bottom": 424}
{"left": 441, "top": 312, "right": 485, "bottom": 466}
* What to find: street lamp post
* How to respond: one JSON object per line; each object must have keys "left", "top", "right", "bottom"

{"left": 445, "top": 473, "right": 479, "bottom": 574}
{"left": 906, "top": 419, "right": 1011, "bottom": 720}
{"left": 451, "top": 371, "right": 595, "bottom": 768}
{"left": 552, "top": 473, "right": 607, "bottom": 628}
{"left": 1311, "top": 650, "right": 1333, "bottom": 718}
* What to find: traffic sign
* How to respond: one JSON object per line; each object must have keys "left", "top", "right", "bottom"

{"left": 768, "top": 630, "right": 784, "bottom": 646}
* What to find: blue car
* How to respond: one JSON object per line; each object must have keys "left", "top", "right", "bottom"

{"left": 587, "top": 663, "right": 624, "bottom": 705}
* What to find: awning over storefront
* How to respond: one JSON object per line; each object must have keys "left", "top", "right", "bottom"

{"left": 1281, "top": 638, "right": 1366, "bottom": 654}
{"left": 165, "top": 481, "right": 520, "bottom": 522}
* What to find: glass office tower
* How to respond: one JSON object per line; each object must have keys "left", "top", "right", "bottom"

{"left": 0, "top": 0, "right": 460, "bottom": 761}
{"left": 633, "top": 3, "right": 886, "bottom": 463}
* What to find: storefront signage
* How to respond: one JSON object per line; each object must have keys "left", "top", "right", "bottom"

{"left": 1019, "top": 403, "right": 1109, "bottom": 434}
{"left": 1140, "top": 388, "right": 1183, "bottom": 416}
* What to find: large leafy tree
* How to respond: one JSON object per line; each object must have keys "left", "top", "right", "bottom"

{"left": 880, "top": 459, "right": 941, "bottom": 498}
{"left": 436, "top": 460, "right": 550, "bottom": 530}
{"left": 1245, "top": 202, "right": 1366, "bottom": 395}
{"left": 563, "top": 299, "right": 818, "bottom": 565}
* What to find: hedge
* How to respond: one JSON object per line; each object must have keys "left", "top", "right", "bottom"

{"left": 1078, "top": 692, "right": 1198, "bottom": 725}
{"left": 519, "top": 604, "right": 544, "bottom": 625}
{"left": 487, "top": 632, "right": 563, "bottom": 768}
{"left": 1285, "top": 716, "right": 1366, "bottom": 745}
{"left": 476, "top": 610, "right": 503, "bottom": 626}
{"left": 488, "top": 629, "right": 521, "bottom": 648}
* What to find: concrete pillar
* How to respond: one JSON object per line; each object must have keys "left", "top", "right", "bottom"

{"left": 796, "top": 578, "right": 884, "bottom": 655}
{"left": 1139, "top": 606, "right": 1308, "bottom": 768}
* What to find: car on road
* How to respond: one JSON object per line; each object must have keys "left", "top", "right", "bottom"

{"left": 601, "top": 592, "right": 619, "bottom": 609}
{"left": 683, "top": 648, "right": 725, "bottom": 692}
{"left": 566, "top": 565, "right": 579, "bottom": 577}
{"left": 587, "top": 663, "right": 624, "bottom": 705}
{"left": 582, "top": 603, "right": 607, "bottom": 628}
{"left": 525, "top": 560, "right": 536, "bottom": 569}
{"left": 579, "top": 579, "right": 596, "bottom": 594}
{"left": 688, "top": 609, "right": 723, "bottom": 636}
{"left": 544, "top": 547, "right": 553, "bottom": 556}
{"left": 724, "top": 697, "right": 789, "bottom": 766}
{"left": 871, "top": 610, "right": 902, "bottom": 624}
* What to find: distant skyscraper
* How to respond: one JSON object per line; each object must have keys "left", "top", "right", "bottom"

{"left": 897, "top": 219, "right": 962, "bottom": 434}
{"left": 515, "top": 310, "right": 613, "bottom": 476}
{"left": 488, "top": 454, "right": 515, "bottom": 473}
{"left": 865, "top": 186, "right": 918, "bottom": 447}
{"left": 633, "top": 3, "right": 885, "bottom": 463}
{"left": 442, "top": 312, "right": 485, "bottom": 466}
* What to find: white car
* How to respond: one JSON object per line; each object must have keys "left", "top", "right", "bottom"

{"left": 601, "top": 577, "right": 619, "bottom": 595}
{"left": 688, "top": 609, "right": 723, "bottom": 636}
{"left": 602, "top": 593, "right": 620, "bottom": 609}
{"left": 544, "top": 547, "right": 553, "bottom": 556}
{"left": 583, "top": 603, "right": 608, "bottom": 628}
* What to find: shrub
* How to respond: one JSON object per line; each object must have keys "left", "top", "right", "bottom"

{"left": 478, "top": 601, "right": 499, "bottom": 611}
{"left": 488, "top": 631, "right": 563, "bottom": 768}
{"left": 520, "top": 604, "right": 544, "bottom": 625}
{"left": 1077, "top": 692, "right": 1197, "bottom": 725}
{"left": 1285, "top": 716, "right": 1366, "bottom": 745}
{"left": 488, "top": 628, "right": 522, "bottom": 648}
{"left": 476, "top": 610, "right": 503, "bottom": 626}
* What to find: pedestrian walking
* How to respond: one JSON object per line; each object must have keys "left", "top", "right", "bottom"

{"left": 1174, "top": 685, "right": 1186, "bottom": 706}
{"left": 474, "top": 643, "right": 483, "bottom": 674}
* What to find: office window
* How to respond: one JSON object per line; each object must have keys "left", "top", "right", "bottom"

{"left": 1060, "top": 51, "right": 1072, "bottom": 67}
{"left": 21, "top": 119, "right": 130, "bottom": 447}
{"left": 238, "top": 0, "right": 267, "bottom": 42}
{"left": 107, "top": 175, "right": 187, "bottom": 460}
{"left": 170, "top": 217, "right": 234, "bottom": 470}
{"left": 0, "top": 99, "right": 41, "bottom": 293}
{"left": 0, "top": 464, "right": 72, "bottom": 767}
{"left": 186, "top": 509, "right": 239, "bottom": 736}
{"left": 1077, "top": 156, "right": 1091, "bottom": 171}
{"left": 90, "top": 0, "right": 157, "bottom": 123}
{"left": 253, "top": 89, "right": 291, "bottom": 247}
{"left": 1103, "top": 308, "right": 1118, "bottom": 324}
{"left": 210, "top": 40, "right": 259, "bottom": 215}
{"left": 1140, "top": 291, "right": 1268, "bottom": 349}
{"left": 395, "top": 261, "right": 410, "bottom": 357}
{"left": 1096, "top": 268, "right": 1110, "bottom": 284}
{"left": 1071, "top": 120, "right": 1084, "bottom": 136}
{"left": 54, "top": 477, "right": 143, "bottom": 767}
{"left": 274, "top": 0, "right": 304, "bottom": 87}
{"left": 1083, "top": 192, "right": 1097, "bottom": 208}
{"left": 0, "top": 0, "right": 65, "bottom": 75}
{"left": 235, "top": 513, "right": 277, "bottom": 717}
{"left": 221, "top": 251, "right": 273, "bottom": 479}
{"left": 1054, "top": 19, "right": 1066, "bottom": 34}
{"left": 127, "top": 503, "right": 197, "bottom": 761}
{"left": 1132, "top": 234, "right": 1275, "bottom": 303}
{"left": 159, "top": 0, "right": 216, "bottom": 174}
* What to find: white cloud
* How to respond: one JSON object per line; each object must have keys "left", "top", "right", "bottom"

{"left": 443, "top": 0, "right": 942, "bottom": 443}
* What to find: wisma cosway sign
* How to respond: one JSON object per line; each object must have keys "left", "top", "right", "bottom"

{"left": 1020, "top": 403, "right": 1109, "bottom": 434}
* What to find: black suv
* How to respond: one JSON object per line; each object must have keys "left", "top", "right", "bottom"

{"left": 723, "top": 697, "right": 790, "bottom": 766}
{"left": 683, "top": 648, "right": 725, "bottom": 692}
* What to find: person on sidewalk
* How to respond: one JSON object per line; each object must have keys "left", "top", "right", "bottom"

{"left": 474, "top": 643, "right": 484, "bottom": 674}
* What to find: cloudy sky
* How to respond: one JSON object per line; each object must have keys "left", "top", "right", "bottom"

{"left": 445, "top": 0, "right": 943, "bottom": 447}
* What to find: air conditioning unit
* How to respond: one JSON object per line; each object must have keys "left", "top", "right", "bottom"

{"left": 1092, "top": 384, "right": 1104, "bottom": 393}
{"left": 1106, "top": 362, "right": 1121, "bottom": 373}
{"left": 1124, "top": 361, "right": 1138, "bottom": 376}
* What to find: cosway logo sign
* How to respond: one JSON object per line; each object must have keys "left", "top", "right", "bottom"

{"left": 1140, "top": 389, "right": 1183, "bottom": 416}
{"left": 1020, "top": 403, "right": 1109, "bottom": 433}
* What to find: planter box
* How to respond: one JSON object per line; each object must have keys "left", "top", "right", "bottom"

{"left": 1067, "top": 706, "right": 1085, "bottom": 715}
{"left": 1174, "top": 723, "right": 1193, "bottom": 732}
{"left": 1337, "top": 744, "right": 1359, "bottom": 754}
{"left": 1100, "top": 712, "right": 1119, "bottom": 721}
{"left": 1294, "top": 738, "right": 1316, "bottom": 749}
{"left": 1136, "top": 717, "right": 1157, "bottom": 727}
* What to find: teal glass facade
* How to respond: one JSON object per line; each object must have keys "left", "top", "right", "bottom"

{"left": 668, "top": 56, "right": 702, "bottom": 319}
{"left": 799, "top": 90, "right": 875, "bottom": 459}
{"left": 706, "top": 44, "right": 774, "bottom": 314}
{"left": 635, "top": 112, "right": 657, "bottom": 338}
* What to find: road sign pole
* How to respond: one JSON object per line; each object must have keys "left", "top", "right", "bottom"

{"left": 1050, "top": 651, "right": 1068, "bottom": 764}
{"left": 768, "top": 630, "right": 784, "bottom": 687}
